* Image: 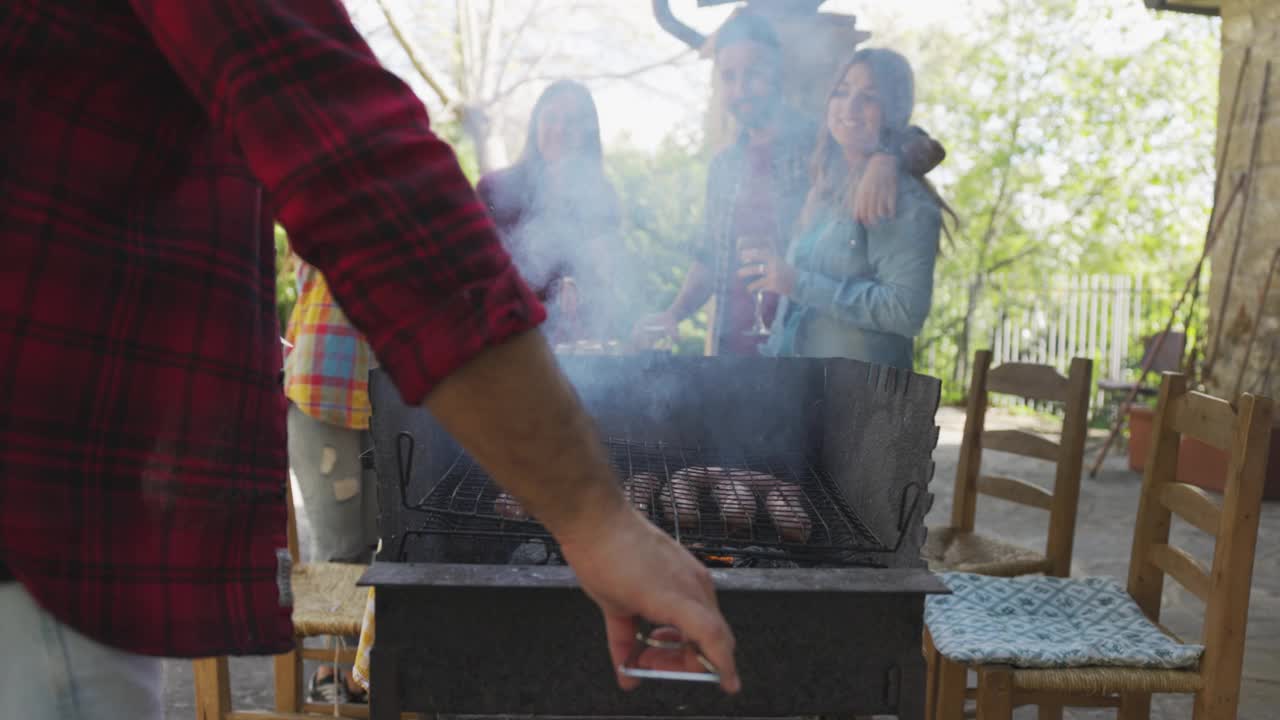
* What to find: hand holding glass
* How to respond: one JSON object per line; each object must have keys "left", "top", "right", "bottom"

{"left": 736, "top": 236, "right": 771, "bottom": 337}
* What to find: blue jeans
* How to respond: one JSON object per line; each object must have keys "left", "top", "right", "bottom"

{"left": 0, "top": 582, "right": 163, "bottom": 720}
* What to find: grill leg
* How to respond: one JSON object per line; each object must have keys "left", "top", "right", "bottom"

{"left": 369, "top": 645, "right": 400, "bottom": 720}
{"left": 897, "top": 652, "right": 928, "bottom": 720}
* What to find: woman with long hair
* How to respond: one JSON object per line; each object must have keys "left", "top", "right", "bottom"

{"left": 743, "top": 48, "right": 950, "bottom": 369}
{"left": 477, "top": 80, "right": 623, "bottom": 344}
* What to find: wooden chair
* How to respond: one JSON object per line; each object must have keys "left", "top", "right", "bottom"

{"left": 927, "top": 373, "right": 1274, "bottom": 720}
{"left": 1097, "top": 331, "right": 1188, "bottom": 426}
{"left": 923, "top": 351, "right": 1094, "bottom": 578}
{"left": 192, "top": 479, "right": 371, "bottom": 720}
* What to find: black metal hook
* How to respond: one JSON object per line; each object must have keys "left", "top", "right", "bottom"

{"left": 396, "top": 431, "right": 415, "bottom": 511}
{"left": 891, "top": 482, "right": 924, "bottom": 553}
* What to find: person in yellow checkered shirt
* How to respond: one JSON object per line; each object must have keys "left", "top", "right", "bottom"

{"left": 283, "top": 256, "right": 376, "bottom": 704}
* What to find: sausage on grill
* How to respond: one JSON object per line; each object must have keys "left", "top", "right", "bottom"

{"left": 671, "top": 467, "right": 778, "bottom": 490}
{"left": 493, "top": 492, "right": 529, "bottom": 521}
{"left": 765, "top": 483, "right": 812, "bottom": 543}
{"left": 710, "top": 478, "right": 756, "bottom": 533}
{"left": 660, "top": 473, "right": 701, "bottom": 529}
{"left": 623, "top": 472, "right": 661, "bottom": 515}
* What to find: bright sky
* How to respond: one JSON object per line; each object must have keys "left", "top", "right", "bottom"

{"left": 352, "top": 0, "right": 1205, "bottom": 156}
{"left": 588, "top": 0, "right": 986, "bottom": 150}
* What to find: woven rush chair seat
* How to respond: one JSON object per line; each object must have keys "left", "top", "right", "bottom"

{"left": 1010, "top": 666, "right": 1204, "bottom": 694}
{"left": 923, "top": 526, "right": 1050, "bottom": 577}
{"left": 290, "top": 561, "right": 368, "bottom": 638}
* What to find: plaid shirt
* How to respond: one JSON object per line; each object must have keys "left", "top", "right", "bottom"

{"left": 0, "top": 1, "right": 542, "bottom": 657}
{"left": 284, "top": 260, "right": 376, "bottom": 430}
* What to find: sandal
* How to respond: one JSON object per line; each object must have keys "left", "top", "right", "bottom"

{"left": 308, "top": 667, "right": 349, "bottom": 704}
{"left": 307, "top": 667, "right": 368, "bottom": 705}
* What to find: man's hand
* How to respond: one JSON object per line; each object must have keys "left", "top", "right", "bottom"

{"left": 559, "top": 507, "right": 741, "bottom": 694}
{"left": 631, "top": 310, "right": 679, "bottom": 349}
{"left": 423, "top": 331, "right": 739, "bottom": 693}
{"left": 630, "top": 261, "right": 713, "bottom": 351}
{"left": 853, "top": 153, "right": 900, "bottom": 225}
{"left": 738, "top": 248, "right": 796, "bottom": 297}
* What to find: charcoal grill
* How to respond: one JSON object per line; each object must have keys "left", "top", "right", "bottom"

{"left": 362, "top": 354, "right": 947, "bottom": 719}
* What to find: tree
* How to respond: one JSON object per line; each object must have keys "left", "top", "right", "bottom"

{"left": 894, "top": 0, "right": 1218, "bottom": 392}
{"left": 346, "top": 0, "right": 694, "bottom": 172}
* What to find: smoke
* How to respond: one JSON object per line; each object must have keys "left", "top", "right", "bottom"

{"left": 502, "top": 161, "right": 637, "bottom": 344}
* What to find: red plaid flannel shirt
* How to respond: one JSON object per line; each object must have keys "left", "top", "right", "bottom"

{"left": 0, "top": 1, "right": 543, "bottom": 657}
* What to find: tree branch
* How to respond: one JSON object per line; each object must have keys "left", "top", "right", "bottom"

{"left": 983, "top": 245, "right": 1040, "bottom": 275}
{"left": 974, "top": 113, "right": 1022, "bottom": 254}
{"left": 916, "top": 316, "right": 968, "bottom": 353}
{"left": 491, "top": 0, "right": 546, "bottom": 98}
{"left": 488, "top": 47, "right": 694, "bottom": 105}
{"left": 374, "top": 0, "right": 457, "bottom": 107}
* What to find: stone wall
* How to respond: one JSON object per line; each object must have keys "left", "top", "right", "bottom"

{"left": 1209, "top": 0, "right": 1280, "bottom": 408}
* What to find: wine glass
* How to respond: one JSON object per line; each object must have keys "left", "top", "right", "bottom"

{"left": 736, "top": 235, "right": 772, "bottom": 338}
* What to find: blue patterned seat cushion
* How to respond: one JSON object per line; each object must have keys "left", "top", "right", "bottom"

{"left": 925, "top": 572, "right": 1204, "bottom": 669}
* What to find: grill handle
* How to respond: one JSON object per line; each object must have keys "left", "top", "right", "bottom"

{"left": 617, "top": 622, "right": 721, "bottom": 684}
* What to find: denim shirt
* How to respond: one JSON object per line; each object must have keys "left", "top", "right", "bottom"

{"left": 763, "top": 176, "right": 942, "bottom": 369}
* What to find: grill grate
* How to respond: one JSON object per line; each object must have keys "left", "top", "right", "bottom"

{"left": 394, "top": 436, "right": 893, "bottom": 567}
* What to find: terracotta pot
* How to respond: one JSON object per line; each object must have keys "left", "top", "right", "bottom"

{"left": 1127, "top": 405, "right": 1155, "bottom": 473}
{"left": 1180, "top": 426, "right": 1280, "bottom": 501}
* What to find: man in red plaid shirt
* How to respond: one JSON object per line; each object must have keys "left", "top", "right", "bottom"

{"left": 0, "top": 3, "right": 738, "bottom": 717}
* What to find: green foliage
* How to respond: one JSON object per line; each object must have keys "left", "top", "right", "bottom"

{"left": 438, "top": 119, "right": 481, "bottom": 184}
{"left": 904, "top": 0, "right": 1218, "bottom": 396}
{"left": 274, "top": 224, "right": 296, "bottom": 331}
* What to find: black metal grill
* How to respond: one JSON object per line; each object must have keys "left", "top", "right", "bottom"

{"left": 392, "top": 434, "right": 902, "bottom": 567}
{"left": 365, "top": 357, "right": 946, "bottom": 720}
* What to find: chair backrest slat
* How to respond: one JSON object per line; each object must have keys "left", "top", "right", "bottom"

{"left": 1149, "top": 543, "right": 1212, "bottom": 603}
{"left": 986, "top": 362, "right": 1071, "bottom": 403}
{"left": 1169, "top": 391, "right": 1236, "bottom": 451}
{"left": 1140, "top": 331, "right": 1187, "bottom": 374}
{"left": 1157, "top": 482, "right": 1222, "bottom": 538}
{"left": 980, "top": 429, "right": 1060, "bottom": 462}
{"left": 977, "top": 474, "right": 1054, "bottom": 511}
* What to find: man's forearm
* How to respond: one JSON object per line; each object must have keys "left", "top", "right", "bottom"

{"left": 423, "top": 330, "right": 626, "bottom": 544}
{"left": 667, "top": 262, "right": 714, "bottom": 320}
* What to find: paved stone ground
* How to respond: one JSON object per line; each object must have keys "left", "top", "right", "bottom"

{"left": 162, "top": 407, "right": 1280, "bottom": 719}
